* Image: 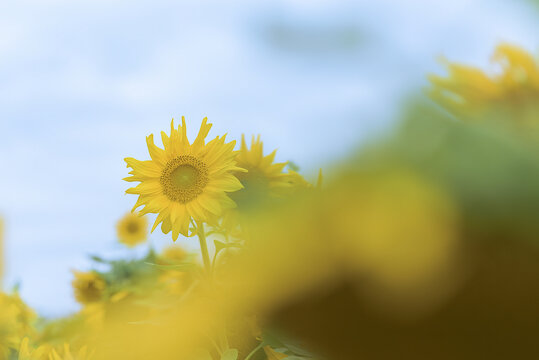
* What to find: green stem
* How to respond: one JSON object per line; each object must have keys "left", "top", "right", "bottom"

{"left": 196, "top": 221, "right": 211, "bottom": 274}
{"left": 196, "top": 220, "right": 230, "bottom": 352}
{"left": 244, "top": 342, "right": 264, "bottom": 360}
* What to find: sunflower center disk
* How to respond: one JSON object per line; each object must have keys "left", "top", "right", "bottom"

{"left": 171, "top": 165, "right": 198, "bottom": 188}
{"left": 126, "top": 222, "right": 139, "bottom": 234}
{"left": 161, "top": 155, "right": 209, "bottom": 203}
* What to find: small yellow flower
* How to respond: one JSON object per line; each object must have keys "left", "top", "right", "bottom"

{"left": 124, "top": 117, "right": 244, "bottom": 241}
{"left": 159, "top": 245, "right": 188, "bottom": 264}
{"left": 116, "top": 212, "right": 148, "bottom": 247}
{"left": 72, "top": 272, "right": 105, "bottom": 305}
{"left": 158, "top": 271, "right": 189, "bottom": 295}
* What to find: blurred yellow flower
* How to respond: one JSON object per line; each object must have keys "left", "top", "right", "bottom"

{"left": 89, "top": 166, "right": 462, "bottom": 359}
{"left": 285, "top": 170, "right": 309, "bottom": 188}
{"left": 0, "top": 293, "right": 36, "bottom": 358}
{"left": 0, "top": 305, "right": 22, "bottom": 358}
{"left": 232, "top": 135, "right": 288, "bottom": 204}
{"left": 333, "top": 170, "right": 462, "bottom": 315}
{"left": 0, "top": 217, "right": 3, "bottom": 285}
{"left": 6, "top": 293, "right": 35, "bottom": 337}
{"left": 159, "top": 245, "right": 188, "bottom": 263}
{"left": 17, "top": 338, "right": 49, "bottom": 360}
{"left": 49, "top": 344, "right": 92, "bottom": 360}
{"left": 158, "top": 271, "right": 189, "bottom": 296}
{"left": 124, "top": 117, "right": 244, "bottom": 241}
{"left": 223, "top": 135, "right": 290, "bottom": 235}
{"left": 71, "top": 272, "right": 105, "bottom": 305}
{"left": 79, "top": 303, "right": 106, "bottom": 333}
{"left": 116, "top": 212, "right": 147, "bottom": 247}
{"left": 283, "top": 169, "right": 320, "bottom": 194}
{"left": 428, "top": 43, "right": 539, "bottom": 128}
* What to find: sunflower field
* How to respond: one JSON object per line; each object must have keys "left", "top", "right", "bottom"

{"left": 1, "top": 2, "right": 539, "bottom": 359}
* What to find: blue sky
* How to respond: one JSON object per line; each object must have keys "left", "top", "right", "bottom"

{"left": 0, "top": 0, "right": 537, "bottom": 316}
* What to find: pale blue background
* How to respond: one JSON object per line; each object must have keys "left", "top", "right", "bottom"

{"left": 0, "top": 0, "right": 537, "bottom": 317}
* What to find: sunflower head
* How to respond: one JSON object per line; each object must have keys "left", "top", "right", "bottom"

{"left": 158, "top": 270, "right": 190, "bottom": 296}
{"left": 116, "top": 212, "right": 148, "bottom": 247}
{"left": 49, "top": 344, "right": 92, "bottom": 360}
{"left": 428, "top": 43, "right": 539, "bottom": 128}
{"left": 72, "top": 271, "right": 106, "bottom": 305}
{"left": 229, "top": 135, "right": 289, "bottom": 209}
{"left": 124, "top": 117, "right": 244, "bottom": 241}
{"left": 0, "top": 217, "right": 4, "bottom": 281}
{"left": 18, "top": 338, "right": 51, "bottom": 360}
{"left": 285, "top": 170, "right": 311, "bottom": 190}
{"left": 0, "top": 293, "right": 37, "bottom": 355}
{"left": 159, "top": 245, "right": 188, "bottom": 264}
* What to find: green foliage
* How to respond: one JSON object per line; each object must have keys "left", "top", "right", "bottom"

{"left": 357, "top": 100, "right": 539, "bottom": 241}
{"left": 261, "top": 331, "right": 317, "bottom": 359}
{"left": 90, "top": 250, "right": 162, "bottom": 296}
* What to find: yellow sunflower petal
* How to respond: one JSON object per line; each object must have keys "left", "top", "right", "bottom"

{"left": 125, "top": 118, "right": 243, "bottom": 242}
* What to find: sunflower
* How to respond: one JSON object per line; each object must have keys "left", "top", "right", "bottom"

{"left": 72, "top": 272, "right": 106, "bottom": 305}
{"left": 159, "top": 245, "right": 188, "bottom": 264}
{"left": 428, "top": 43, "right": 539, "bottom": 128}
{"left": 18, "top": 338, "right": 50, "bottom": 360}
{"left": 116, "top": 212, "right": 148, "bottom": 247}
{"left": 0, "top": 300, "right": 23, "bottom": 357}
{"left": 158, "top": 270, "right": 190, "bottom": 296}
{"left": 49, "top": 344, "right": 92, "bottom": 360}
{"left": 0, "top": 292, "right": 36, "bottom": 357}
{"left": 124, "top": 117, "right": 244, "bottom": 241}
{"left": 0, "top": 217, "right": 3, "bottom": 281}
{"left": 229, "top": 135, "right": 289, "bottom": 209}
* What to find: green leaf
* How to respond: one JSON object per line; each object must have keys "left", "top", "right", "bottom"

{"left": 282, "top": 343, "right": 314, "bottom": 357}
{"left": 89, "top": 255, "right": 108, "bottom": 263}
{"left": 261, "top": 332, "right": 286, "bottom": 348}
{"left": 220, "top": 348, "right": 238, "bottom": 360}
{"left": 11, "top": 282, "right": 21, "bottom": 293}
{"left": 214, "top": 239, "right": 226, "bottom": 253}
{"left": 261, "top": 332, "right": 314, "bottom": 358}
{"left": 214, "top": 240, "right": 242, "bottom": 257}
